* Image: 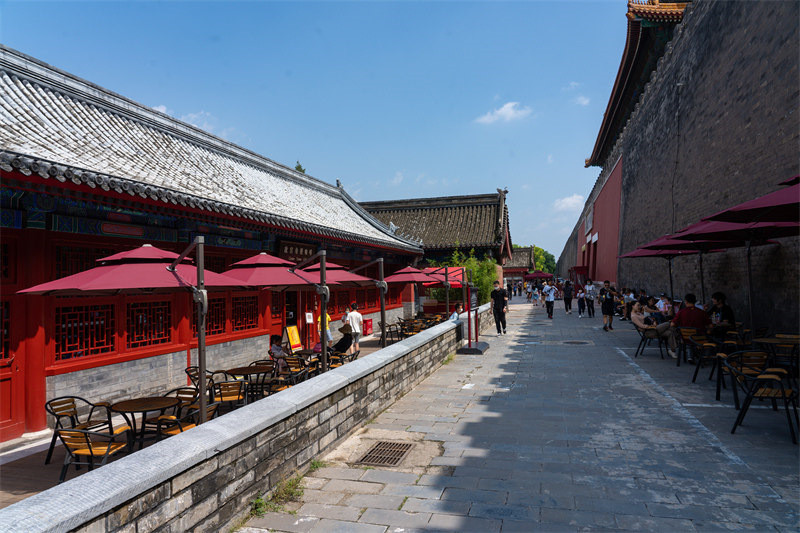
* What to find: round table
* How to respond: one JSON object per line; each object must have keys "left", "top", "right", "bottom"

{"left": 111, "top": 397, "right": 180, "bottom": 449}
{"left": 226, "top": 365, "right": 273, "bottom": 377}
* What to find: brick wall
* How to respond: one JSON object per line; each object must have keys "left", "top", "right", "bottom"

{"left": 559, "top": 0, "right": 800, "bottom": 329}
{"left": 1, "top": 319, "right": 465, "bottom": 532}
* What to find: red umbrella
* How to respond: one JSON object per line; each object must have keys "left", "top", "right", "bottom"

{"left": 18, "top": 244, "right": 243, "bottom": 295}
{"left": 671, "top": 220, "right": 798, "bottom": 328}
{"left": 780, "top": 175, "right": 799, "bottom": 186}
{"left": 384, "top": 266, "right": 438, "bottom": 283}
{"left": 524, "top": 271, "right": 553, "bottom": 280}
{"left": 422, "top": 267, "right": 464, "bottom": 288}
{"left": 703, "top": 184, "right": 800, "bottom": 224}
{"left": 222, "top": 252, "right": 335, "bottom": 290}
{"left": 303, "top": 261, "right": 375, "bottom": 287}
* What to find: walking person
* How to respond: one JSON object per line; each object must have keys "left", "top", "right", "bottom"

{"left": 542, "top": 279, "right": 557, "bottom": 319}
{"left": 563, "top": 281, "right": 574, "bottom": 315}
{"left": 576, "top": 287, "right": 586, "bottom": 318}
{"left": 507, "top": 281, "right": 513, "bottom": 301}
{"left": 584, "top": 279, "right": 597, "bottom": 318}
{"left": 526, "top": 282, "right": 533, "bottom": 303}
{"left": 599, "top": 280, "right": 618, "bottom": 331}
{"left": 347, "top": 303, "right": 363, "bottom": 354}
{"left": 490, "top": 280, "right": 508, "bottom": 335}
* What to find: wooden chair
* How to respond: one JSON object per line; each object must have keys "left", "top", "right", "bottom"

{"left": 723, "top": 351, "right": 770, "bottom": 410}
{"left": 280, "top": 356, "right": 309, "bottom": 383}
{"left": 725, "top": 353, "right": 799, "bottom": 444}
{"left": 143, "top": 387, "right": 200, "bottom": 434}
{"left": 634, "top": 326, "right": 664, "bottom": 359}
{"left": 156, "top": 403, "right": 220, "bottom": 440}
{"left": 56, "top": 425, "right": 132, "bottom": 482}
{"left": 251, "top": 363, "right": 289, "bottom": 397}
{"left": 213, "top": 380, "right": 247, "bottom": 411}
{"left": 688, "top": 335, "right": 720, "bottom": 383}
{"left": 675, "top": 327, "right": 697, "bottom": 367}
{"left": 44, "top": 396, "right": 114, "bottom": 465}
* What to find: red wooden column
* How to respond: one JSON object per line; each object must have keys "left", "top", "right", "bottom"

{"left": 23, "top": 229, "right": 48, "bottom": 434}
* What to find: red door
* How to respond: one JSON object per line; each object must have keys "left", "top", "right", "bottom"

{"left": 0, "top": 299, "right": 25, "bottom": 440}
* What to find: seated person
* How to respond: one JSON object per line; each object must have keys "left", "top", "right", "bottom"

{"left": 332, "top": 324, "right": 354, "bottom": 354}
{"left": 638, "top": 289, "right": 649, "bottom": 307}
{"left": 644, "top": 297, "right": 665, "bottom": 323}
{"left": 269, "top": 334, "right": 287, "bottom": 371}
{"left": 449, "top": 304, "right": 463, "bottom": 321}
{"left": 671, "top": 293, "right": 711, "bottom": 332}
{"left": 657, "top": 294, "right": 675, "bottom": 320}
{"left": 631, "top": 302, "right": 677, "bottom": 357}
{"left": 707, "top": 291, "right": 736, "bottom": 337}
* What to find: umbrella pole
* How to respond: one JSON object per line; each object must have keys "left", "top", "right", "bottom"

{"left": 668, "top": 257, "right": 674, "bottom": 303}
{"left": 698, "top": 252, "right": 706, "bottom": 305}
{"left": 320, "top": 251, "right": 328, "bottom": 373}
{"left": 746, "top": 240, "right": 754, "bottom": 331}
{"left": 378, "top": 258, "right": 386, "bottom": 349}
{"left": 196, "top": 237, "right": 208, "bottom": 424}
{"left": 445, "top": 266, "right": 449, "bottom": 318}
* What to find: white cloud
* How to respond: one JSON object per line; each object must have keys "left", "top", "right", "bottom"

{"left": 562, "top": 81, "right": 580, "bottom": 91}
{"left": 152, "top": 104, "right": 171, "bottom": 114}
{"left": 573, "top": 95, "right": 590, "bottom": 106}
{"left": 475, "top": 102, "right": 532, "bottom": 124}
{"left": 547, "top": 154, "right": 554, "bottom": 164}
{"left": 181, "top": 110, "right": 216, "bottom": 133}
{"left": 391, "top": 171, "right": 404, "bottom": 185}
{"left": 553, "top": 193, "right": 585, "bottom": 212}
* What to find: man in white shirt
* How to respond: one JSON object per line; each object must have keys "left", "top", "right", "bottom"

{"left": 347, "top": 303, "right": 363, "bottom": 354}
{"left": 542, "top": 279, "right": 557, "bottom": 319}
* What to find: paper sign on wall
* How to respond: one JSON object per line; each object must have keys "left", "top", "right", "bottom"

{"left": 305, "top": 312, "right": 314, "bottom": 324}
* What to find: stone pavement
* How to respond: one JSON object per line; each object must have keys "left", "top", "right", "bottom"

{"left": 244, "top": 299, "right": 799, "bottom": 532}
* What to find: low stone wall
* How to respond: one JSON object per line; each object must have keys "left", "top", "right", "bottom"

{"left": 0, "top": 318, "right": 464, "bottom": 532}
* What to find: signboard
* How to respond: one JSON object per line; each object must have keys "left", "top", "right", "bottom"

{"left": 284, "top": 325, "right": 303, "bottom": 351}
{"left": 279, "top": 240, "right": 316, "bottom": 263}
{"left": 470, "top": 286, "right": 478, "bottom": 309}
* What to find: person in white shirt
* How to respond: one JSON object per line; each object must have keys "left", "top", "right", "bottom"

{"left": 584, "top": 280, "right": 597, "bottom": 318}
{"left": 347, "top": 303, "right": 363, "bottom": 354}
{"left": 542, "top": 279, "right": 557, "bottom": 319}
{"left": 449, "top": 304, "right": 463, "bottom": 321}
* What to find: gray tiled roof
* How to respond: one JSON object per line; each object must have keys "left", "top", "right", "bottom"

{"left": 504, "top": 246, "right": 534, "bottom": 270}
{"left": 360, "top": 191, "right": 510, "bottom": 250}
{"left": 0, "top": 46, "right": 421, "bottom": 253}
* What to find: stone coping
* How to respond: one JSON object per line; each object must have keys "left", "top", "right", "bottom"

{"left": 0, "top": 317, "right": 465, "bottom": 533}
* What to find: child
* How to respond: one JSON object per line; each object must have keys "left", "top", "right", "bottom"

{"left": 576, "top": 288, "right": 586, "bottom": 318}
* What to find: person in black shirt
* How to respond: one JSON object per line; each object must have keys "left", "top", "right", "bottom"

{"left": 332, "top": 324, "right": 354, "bottom": 354}
{"left": 707, "top": 291, "right": 736, "bottom": 337}
{"left": 562, "top": 281, "right": 574, "bottom": 315}
{"left": 599, "top": 280, "right": 618, "bottom": 331}
{"left": 490, "top": 280, "right": 508, "bottom": 335}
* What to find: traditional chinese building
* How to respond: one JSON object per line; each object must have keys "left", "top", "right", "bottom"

{"left": 503, "top": 247, "right": 535, "bottom": 285}
{"left": 0, "top": 46, "right": 422, "bottom": 441}
{"left": 557, "top": 0, "right": 799, "bottom": 327}
{"left": 360, "top": 190, "right": 513, "bottom": 269}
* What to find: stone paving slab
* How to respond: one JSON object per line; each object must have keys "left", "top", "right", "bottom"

{"left": 246, "top": 299, "right": 799, "bottom": 532}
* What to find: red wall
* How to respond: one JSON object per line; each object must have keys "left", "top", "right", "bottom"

{"left": 590, "top": 158, "right": 623, "bottom": 284}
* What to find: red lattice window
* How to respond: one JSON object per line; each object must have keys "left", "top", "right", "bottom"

{"left": 127, "top": 300, "right": 172, "bottom": 349}
{"left": 55, "top": 246, "right": 117, "bottom": 278}
{"left": 193, "top": 297, "right": 226, "bottom": 337}
{"left": 0, "top": 301, "right": 9, "bottom": 359}
{"left": 366, "top": 290, "right": 377, "bottom": 310}
{"left": 55, "top": 304, "right": 115, "bottom": 361}
{"left": 356, "top": 290, "right": 366, "bottom": 310}
{"left": 332, "top": 291, "right": 347, "bottom": 314}
{"left": 271, "top": 293, "right": 284, "bottom": 320}
{"left": 232, "top": 295, "right": 259, "bottom": 331}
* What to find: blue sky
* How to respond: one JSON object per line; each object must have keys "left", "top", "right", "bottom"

{"left": 1, "top": 1, "right": 626, "bottom": 258}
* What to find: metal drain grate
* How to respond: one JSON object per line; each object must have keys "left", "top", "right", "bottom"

{"left": 356, "top": 441, "right": 414, "bottom": 466}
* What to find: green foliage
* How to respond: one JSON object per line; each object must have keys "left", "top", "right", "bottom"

{"left": 309, "top": 459, "right": 327, "bottom": 472}
{"left": 533, "top": 246, "right": 556, "bottom": 274}
{"left": 295, "top": 161, "right": 306, "bottom": 173}
{"left": 429, "top": 249, "right": 498, "bottom": 305}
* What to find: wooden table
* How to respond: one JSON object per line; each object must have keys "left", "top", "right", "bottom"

{"left": 111, "top": 397, "right": 179, "bottom": 450}
{"left": 226, "top": 365, "right": 273, "bottom": 378}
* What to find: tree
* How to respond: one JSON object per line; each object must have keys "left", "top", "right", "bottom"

{"left": 533, "top": 246, "right": 556, "bottom": 274}
{"left": 295, "top": 161, "right": 306, "bottom": 174}
{"left": 428, "top": 249, "right": 498, "bottom": 305}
